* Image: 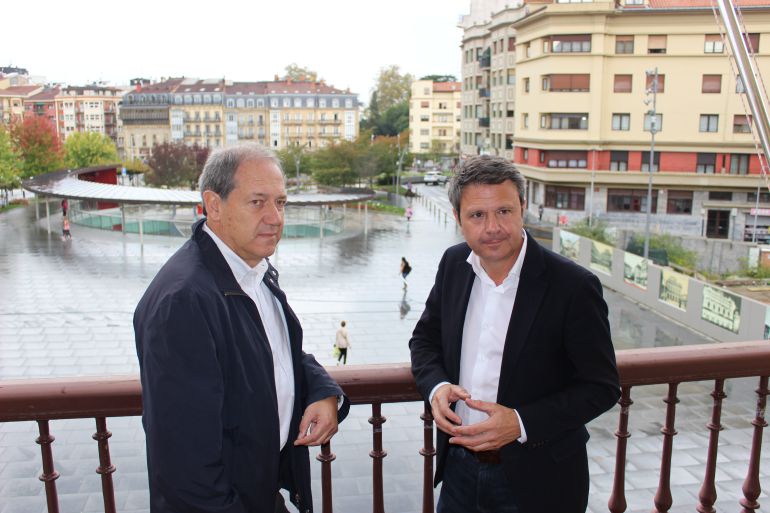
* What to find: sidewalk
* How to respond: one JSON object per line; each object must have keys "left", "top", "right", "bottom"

{"left": 0, "top": 197, "right": 766, "bottom": 513}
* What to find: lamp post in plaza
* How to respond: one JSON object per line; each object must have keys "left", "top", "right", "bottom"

{"left": 643, "top": 68, "right": 659, "bottom": 261}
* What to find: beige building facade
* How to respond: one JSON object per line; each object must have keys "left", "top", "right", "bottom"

{"left": 54, "top": 86, "right": 125, "bottom": 154}
{"left": 459, "top": 0, "right": 770, "bottom": 243}
{"left": 409, "top": 80, "right": 462, "bottom": 158}
{"left": 120, "top": 77, "right": 360, "bottom": 161}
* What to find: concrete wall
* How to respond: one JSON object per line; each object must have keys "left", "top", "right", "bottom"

{"left": 554, "top": 228, "right": 768, "bottom": 342}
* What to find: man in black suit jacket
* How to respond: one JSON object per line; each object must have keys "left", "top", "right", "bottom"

{"left": 135, "top": 144, "right": 348, "bottom": 513}
{"left": 409, "top": 155, "right": 619, "bottom": 513}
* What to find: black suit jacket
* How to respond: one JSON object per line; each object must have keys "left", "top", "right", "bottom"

{"left": 409, "top": 235, "right": 620, "bottom": 513}
{"left": 135, "top": 219, "right": 349, "bottom": 513}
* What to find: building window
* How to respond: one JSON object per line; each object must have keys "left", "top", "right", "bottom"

{"left": 420, "top": 142, "right": 430, "bottom": 149}
{"left": 733, "top": 114, "right": 752, "bottom": 133}
{"left": 612, "top": 113, "right": 631, "bottom": 131}
{"left": 667, "top": 191, "right": 693, "bottom": 214}
{"left": 704, "top": 34, "right": 724, "bottom": 53}
{"left": 508, "top": 37, "right": 516, "bottom": 51}
{"left": 522, "top": 113, "right": 529, "bottom": 128}
{"left": 744, "top": 33, "right": 760, "bottom": 53}
{"left": 641, "top": 152, "right": 660, "bottom": 172}
{"left": 420, "top": 101, "right": 429, "bottom": 108}
{"left": 544, "top": 150, "right": 588, "bottom": 168}
{"left": 541, "top": 113, "right": 588, "bottom": 130}
{"left": 643, "top": 113, "right": 663, "bottom": 132}
{"left": 709, "top": 191, "right": 732, "bottom": 200}
{"left": 544, "top": 74, "right": 590, "bottom": 92}
{"left": 616, "top": 35, "right": 634, "bottom": 54}
{"left": 699, "top": 114, "right": 719, "bottom": 132}
{"left": 614, "top": 74, "right": 632, "bottom": 93}
{"left": 696, "top": 153, "right": 717, "bottom": 173}
{"left": 645, "top": 73, "right": 665, "bottom": 93}
{"left": 523, "top": 78, "right": 530, "bottom": 93}
{"left": 702, "top": 75, "right": 722, "bottom": 93}
{"left": 610, "top": 151, "right": 629, "bottom": 171}
{"left": 551, "top": 34, "right": 591, "bottom": 53}
{"left": 730, "top": 153, "right": 750, "bottom": 175}
{"left": 747, "top": 191, "right": 770, "bottom": 203}
{"left": 648, "top": 35, "right": 667, "bottom": 54}
{"left": 608, "top": 189, "right": 658, "bottom": 212}
{"left": 545, "top": 186, "right": 585, "bottom": 209}
{"left": 420, "top": 115, "right": 429, "bottom": 122}
{"left": 420, "top": 129, "right": 429, "bottom": 136}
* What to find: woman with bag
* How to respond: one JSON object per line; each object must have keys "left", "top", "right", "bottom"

{"left": 335, "top": 320, "right": 351, "bottom": 365}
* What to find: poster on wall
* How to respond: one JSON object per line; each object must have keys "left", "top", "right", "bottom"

{"left": 701, "top": 285, "right": 741, "bottom": 334}
{"left": 559, "top": 231, "right": 580, "bottom": 260}
{"left": 623, "top": 252, "right": 648, "bottom": 289}
{"left": 590, "top": 240, "right": 613, "bottom": 275}
{"left": 659, "top": 268, "right": 689, "bottom": 311}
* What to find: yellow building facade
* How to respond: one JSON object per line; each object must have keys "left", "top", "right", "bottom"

{"left": 409, "top": 80, "right": 462, "bottom": 158}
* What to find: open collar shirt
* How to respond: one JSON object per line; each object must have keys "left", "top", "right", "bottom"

{"left": 455, "top": 231, "right": 528, "bottom": 440}
{"left": 203, "top": 223, "right": 295, "bottom": 449}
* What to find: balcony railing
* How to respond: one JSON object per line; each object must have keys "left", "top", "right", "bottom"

{"left": 0, "top": 341, "right": 767, "bottom": 513}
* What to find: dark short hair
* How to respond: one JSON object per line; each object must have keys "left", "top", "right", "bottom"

{"left": 448, "top": 155, "right": 526, "bottom": 215}
{"left": 198, "top": 143, "right": 283, "bottom": 202}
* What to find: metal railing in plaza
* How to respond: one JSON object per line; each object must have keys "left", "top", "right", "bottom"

{"left": 0, "top": 341, "right": 767, "bottom": 513}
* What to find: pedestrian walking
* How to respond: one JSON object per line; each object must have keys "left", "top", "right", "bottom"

{"left": 538, "top": 203, "right": 544, "bottom": 221}
{"left": 400, "top": 257, "right": 412, "bottom": 289}
{"left": 61, "top": 198, "right": 68, "bottom": 217}
{"left": 406, "top": 206, "right": 413, "bottom": 222}
{"left": 335, "top": 320, "right": 351, "bottom": 365}
{"left": 61, "top": 216, "right": 72, "bottom": 241}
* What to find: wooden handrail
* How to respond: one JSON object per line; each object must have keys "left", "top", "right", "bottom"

{"left": 2, "top": 342, "right": 769, "bottom": 421}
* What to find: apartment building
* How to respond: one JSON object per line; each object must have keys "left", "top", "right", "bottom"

{"left": 409, "top": 80, "right": 462, "bottom": 158}
{"left": 54, "top": 85, "right": 125, "bottom": 151}
{"left": 459, "top": 0, "right": 770, "bottom": 243}
{"left": 24, "top": 87, "right": 60, "bottom": 134}
{"left": 120, "top": 77, "right": 359, "bottom": 160}
{"left": 0, "top": 85, "right": 43, "bottom": 124}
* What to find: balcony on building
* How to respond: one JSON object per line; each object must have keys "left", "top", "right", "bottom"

{"left": 479, "top": 87, "right": 491, "bottom": 98}
{"left": 479, "top": 116, "right": 490, "bottom": 128}
{"left": 478, "top": 48, "right": 491, "bottom": 69}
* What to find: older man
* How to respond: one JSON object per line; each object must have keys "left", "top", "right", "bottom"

{"left": 410, "top": 155, "right": 619, "bottom": 513}
{"left": 135, "top": 143, "right": 348, "bottom": 513}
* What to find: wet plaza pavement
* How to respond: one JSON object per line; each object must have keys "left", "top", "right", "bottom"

{"left": 0, "top": 188, "right": 767, "bottom": 513}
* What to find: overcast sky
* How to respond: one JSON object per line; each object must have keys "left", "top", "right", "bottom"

{"left": 2, "top": 0, "right": 469, "bottom": 104}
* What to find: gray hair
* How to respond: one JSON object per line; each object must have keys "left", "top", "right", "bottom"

{"left": 448, "top": 155, "right": 526, "bottom": 214}
{"left": 198, "top": 143, "right": 283, "bottom": 202}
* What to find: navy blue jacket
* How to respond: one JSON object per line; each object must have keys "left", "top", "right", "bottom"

{"left": 134, "top": 219, "right": 349, "bottom": 513}
{"left": 410, "top": 235, "right": 620, "bottom": 513}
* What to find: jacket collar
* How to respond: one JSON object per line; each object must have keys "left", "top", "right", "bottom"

{"left": 192, "top": 219, "right": 281, "bottom": 294}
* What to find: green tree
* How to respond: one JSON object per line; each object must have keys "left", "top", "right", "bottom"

{"left": 146, "top": 142, "right": 203, "bottom": 188}
{"left": 372, "top": 65, "right": 413, "bottom": 112}
{"left": 283, "top": 63, "right": 319, "bottom": 82}
{"left": 376, "top": 103, "right": 409, "bottom": 137}
{"left": 0, "top": 126, "right": 21, "bottom": 197}
{"left": 10, "top": 117, "right": 63, "bottom": 178}
{"left": 63, "top": 132, "right": 119, "bottom": 169}
{"left": 420, "top": 74, "right": 457, "bottom": 82}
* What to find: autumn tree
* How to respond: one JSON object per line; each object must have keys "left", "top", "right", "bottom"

{"left": 10, "top": 117, "right": 64, "bottom": 178}
{"left": 283, "top": 63, "right": 319, "bottom": 82}
{"left": 372, "top": 65, "right": 413, "bottom": 111}
{"left": 363, "top": 65, "right": 413, "bottom": 136}
{"left": 0, "top": 126, "right": 21, "bottom": 201}
{"left": 63, "top": 132, "right": 119, "bottom": 169}
{"left": 146, "top": 142, "right": 204, "bottom": 189}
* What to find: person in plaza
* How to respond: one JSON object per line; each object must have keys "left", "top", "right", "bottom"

{"left": 61, "top": 215, "right": 72, "bottom": 241}
{"left": 61, "top": 198, "right": 68, "bottom": 217}
{"left": 334, "top": 320, "right": 351, "bottom": 365}
{"left": 134, "top": 143, "right": 349, "bottom": 513}
{"left": 538, "top": 203, "right": 544, "bottom": 221}
{"left": 406, "top": 205, "right": 414, "bottom": 222}
{"left": 400, "top": 256, "right": 412, "bottom": 289}
{"left": 409, "top": 155, "right": 620, "bottom": 513}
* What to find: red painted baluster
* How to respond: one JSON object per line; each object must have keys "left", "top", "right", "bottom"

{"left": 740, "top": 375, "right": 768, "bottom": 513}
{"left": 652, "top": 382, "right": 679, "bottom": 513}
{"left": 697, "top": 379, "right": 725, "bottom": 513}
{"left": 419, "top": 405, "right": 435, "bottom": 513}
{"left": 369, "top": 402, "right": 387, "bottom": 513}
{"left": 36, "top": 420, "right": 60, "bottom": 513}
{"left": 317, "top": 441, "right": 336, "bottom": 513}
{"left": 93, "top": 417, "right": 117, "bottom": 513}
{"left": 609, "top": 385, "right": 633, "bottom": 513}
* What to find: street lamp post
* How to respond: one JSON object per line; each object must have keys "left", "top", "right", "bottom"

{"left": 643, "top": 68, "right": 659, "bottom": 261}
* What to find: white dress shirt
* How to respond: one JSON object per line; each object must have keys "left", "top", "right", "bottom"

{"left": 431, "top": 231, "right": 529, "bottom": 442}
{"left": 203, "top": 224, "right": 295, "bottom": 449}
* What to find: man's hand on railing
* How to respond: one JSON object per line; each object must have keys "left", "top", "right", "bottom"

{"left": 448, "top": 398, "right": 522, "bottom": 451}
{"left": 294, "top": 396, "right": 339, "bottom": 446}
